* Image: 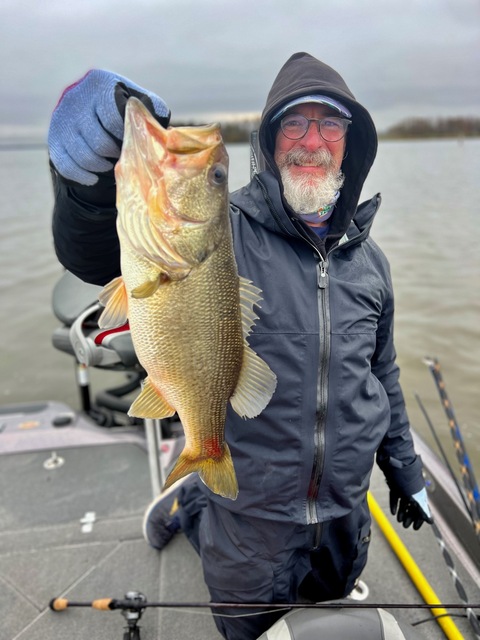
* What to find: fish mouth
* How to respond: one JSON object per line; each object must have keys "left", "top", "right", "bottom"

{"left": 118, "top": 97, "right": 228, "bottom": 196}
{"left": 164, "top": 123, "right": 228, "bottom": 178}
{"left": 166, "top": 123, "right": 223, "bottom": 155}
{"left": 125, "top": 97, "right": 224, "bottom": 164}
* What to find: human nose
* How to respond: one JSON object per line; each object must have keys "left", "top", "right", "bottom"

{"left": 300, "top": 120, "right": 326, "bottom": 150}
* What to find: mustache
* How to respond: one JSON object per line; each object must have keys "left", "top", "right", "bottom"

{"left": 277, "top": 148, "right": 335, "bottom": 169}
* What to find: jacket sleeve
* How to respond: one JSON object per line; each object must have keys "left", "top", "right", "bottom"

{"left": 51, "top": 164, "right": 121, "bottom": 286}
{"left": 372, "top": 277, "right": 425, "bottom": 496}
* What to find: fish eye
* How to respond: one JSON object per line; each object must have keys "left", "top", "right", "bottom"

{"left": 208, "top": 163, "right": 227, "bottom": 186}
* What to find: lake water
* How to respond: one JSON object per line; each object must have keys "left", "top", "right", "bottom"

{"left": 0, "top": 138, "right": 479, "bottom": 480}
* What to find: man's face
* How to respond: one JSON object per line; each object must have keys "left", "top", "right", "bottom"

{"left": 274, "top": 103, "right": 346, "bottom": 178}
{"left": 273, "top": 103, "right": 347, "bottom": 214}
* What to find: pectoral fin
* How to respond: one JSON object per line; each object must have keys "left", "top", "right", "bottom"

{"left": 98, "top": 276, "right": 128, "bottom": 328}
{"left": 128, "top": 377, "right": 176, "bottom": 419}
{"left": 131, "top": 273, "right": 169, "bottom": 298}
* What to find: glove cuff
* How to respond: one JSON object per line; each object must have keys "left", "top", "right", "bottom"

{"left": 114, "top": 82, "right": 170, "bottom": 130}
{"left": 380, "top": 455, "right": 425, "bottom": 497}
{"left": 50, "top": 161, "right": 117, "bottom": 210}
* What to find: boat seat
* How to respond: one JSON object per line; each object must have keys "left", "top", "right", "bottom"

{"left": 51, "top": 271, "right": 181, "bottom": 496}
{"left": 52, "top": 271, "right": 138, "bottom": 370}
{"left": 51, "top": 270, "right": 145, "bottom": 426}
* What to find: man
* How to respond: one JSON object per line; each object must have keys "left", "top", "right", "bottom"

{"left": 49, "top": 52, "right": 432, "bottom": 640}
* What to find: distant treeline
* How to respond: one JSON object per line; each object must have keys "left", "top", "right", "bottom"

{"left": 380, "top": 117, "right": 480, "bottom": 140}
{"left": 171, "top": 118, "right": 260, "bottom": 143}
{"left": 171, "top": 116, "right": 480, "bottom": 143}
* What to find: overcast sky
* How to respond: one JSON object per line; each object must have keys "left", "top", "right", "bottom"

{"left": 1, "top": 0, "right": 479, "bottom": 138}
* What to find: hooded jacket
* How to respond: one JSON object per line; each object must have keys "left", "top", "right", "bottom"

{"left": 213, "top": 52, "right": 423, "bottom": 523}
{"left": 51, "top": 52, "right": 424, "bottom": 526}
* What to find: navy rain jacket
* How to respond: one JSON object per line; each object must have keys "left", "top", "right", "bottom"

{"left": 51, "top": 52, "right": 425, "bottom": 527}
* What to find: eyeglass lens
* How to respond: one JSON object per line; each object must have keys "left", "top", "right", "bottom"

{"left": 281, "top": 115, "right": 348, "bottom": 142}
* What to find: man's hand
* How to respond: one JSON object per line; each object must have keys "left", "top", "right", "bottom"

{"left": 48, "top": 69, "right": 170, "bottom": 186}
{"left": 389, "top": 487, "right": 433, "bottom": 530}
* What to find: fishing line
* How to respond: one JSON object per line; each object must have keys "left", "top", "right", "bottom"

{"left": 412, "top": 612, "right": 470, "bottom": 626}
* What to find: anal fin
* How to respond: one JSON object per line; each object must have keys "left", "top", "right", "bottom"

{"left": 128, "top": 377, "right": 176, "bottom": 419}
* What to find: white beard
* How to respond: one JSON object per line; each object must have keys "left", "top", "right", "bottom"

{"left": 277, "top": 148, "right": 345, "bottom": 214}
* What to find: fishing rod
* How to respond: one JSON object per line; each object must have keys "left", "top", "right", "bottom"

{"left": 415, "top": 392, "right": 475, "bottom": 525}
{"left": 414, "top": 361, "right": 480, "bottom": 638}
{"left": 423, "top": 356, "right": 480, "bottom": 539}
{"left": 50, "top": 592, "right": 480, "bottom": 640}
{"left": 50, "top": 597, "right": 480, "bottom": 612}
{"left": 415, "top": 387, "right": 480, "bottom": 638}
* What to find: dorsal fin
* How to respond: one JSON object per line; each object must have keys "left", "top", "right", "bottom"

{"left": 230, "top": 277, "right": 277, "bottom": 418}
{"left": 238, "top": 276, "right": 262, "bottom": 338}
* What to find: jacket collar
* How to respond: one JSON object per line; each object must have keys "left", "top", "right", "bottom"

{"left": 230, "top": 171, "right": 381, "bottom": 250}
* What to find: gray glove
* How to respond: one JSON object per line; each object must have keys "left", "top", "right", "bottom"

{"left": 48, "top": 69, "right": 170, "bottom": 185}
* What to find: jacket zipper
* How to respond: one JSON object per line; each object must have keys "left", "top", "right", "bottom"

{"left": 252, "top": 177, "right": 381, "bottom": 532}
{"left": 280, "top": 211, "right": 331, "bottom": 529}
{"left": 306, "top": 258, "right": 330, "bottom": 526}
{"left": 252, "top": 175, "right": 352, "bottom": 530}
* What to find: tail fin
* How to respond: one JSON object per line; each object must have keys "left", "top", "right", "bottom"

{"left": 163, "top": 443, "right": 238, "bottom": 500}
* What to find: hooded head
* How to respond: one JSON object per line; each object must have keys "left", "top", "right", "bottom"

{"left": 258, "top": 52, "right": 378, "bottom": 240}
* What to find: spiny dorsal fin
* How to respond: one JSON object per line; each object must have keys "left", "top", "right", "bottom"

{"left": 98, "top": 276, "right": 128, "bottom": 328}
{"left": 239, "top": 276, "right": 262, "bottom": 338}
{"left": 128, "top": 377, "right": 176, "bottom": 419}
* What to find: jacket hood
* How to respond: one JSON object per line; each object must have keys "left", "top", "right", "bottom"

{"left": 258, "top": 52, "right": 378, "bottom": 244}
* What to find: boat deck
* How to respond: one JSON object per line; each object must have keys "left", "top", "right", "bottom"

{"left": 0, "top": 401, "right": 479, "bottom": 640}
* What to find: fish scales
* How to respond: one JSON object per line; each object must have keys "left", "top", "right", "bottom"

{"left": 98, "top": 97, "right": 277, "bottom": 499}
{"left": 127, "top": 242, "right": 243, "bottom": 443}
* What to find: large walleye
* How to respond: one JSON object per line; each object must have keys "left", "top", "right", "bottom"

{"left": 98, "top": 98, "right": 276, "bottom": 499}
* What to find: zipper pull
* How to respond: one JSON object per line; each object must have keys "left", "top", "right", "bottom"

{"left": 318, "top": 261, "right": 328, "bottom": 289}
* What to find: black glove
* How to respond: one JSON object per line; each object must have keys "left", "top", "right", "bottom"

{"left": 48, "top": 69, "right": 170, "bottom": 186}
{"left": 389, "top": 487, "right": 433, "bottom": 530}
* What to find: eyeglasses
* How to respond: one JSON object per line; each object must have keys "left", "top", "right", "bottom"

{"left": 280, "top": 113, "right": 351, "bottom": 142}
